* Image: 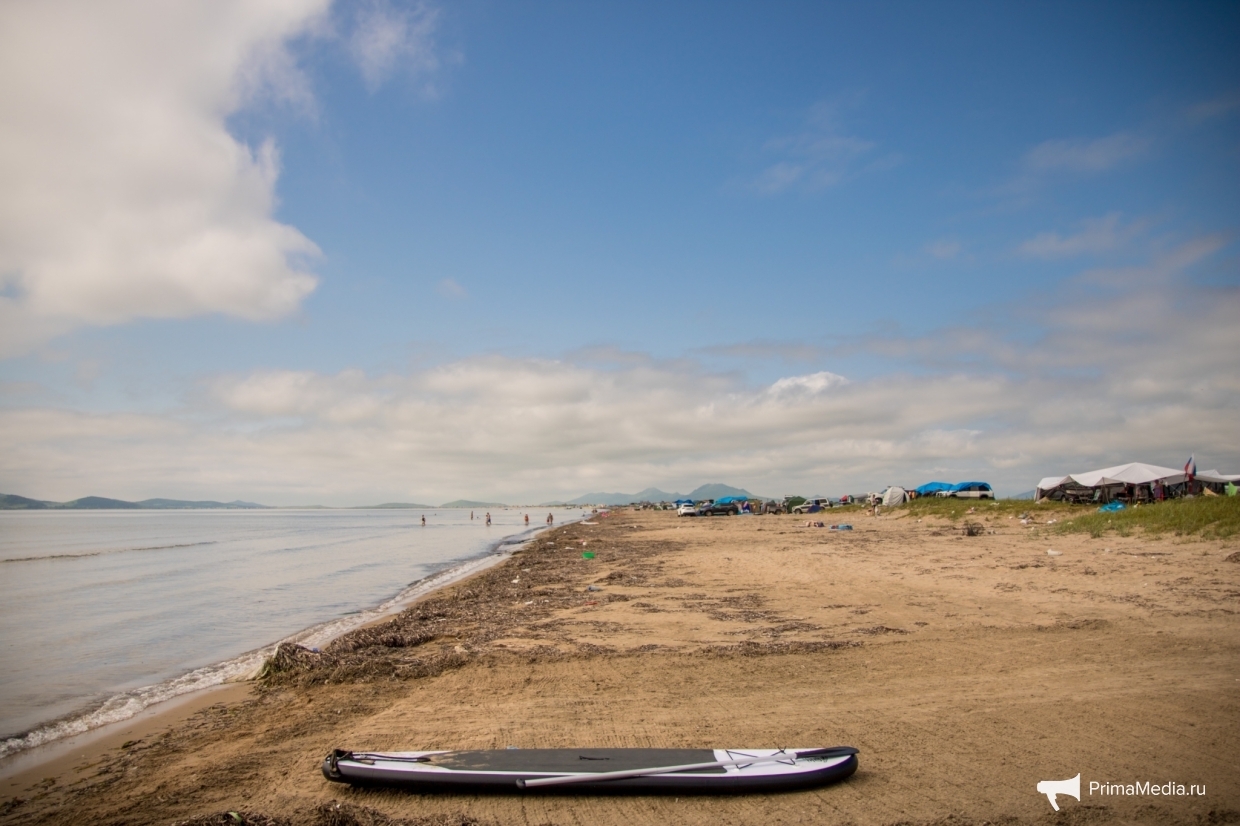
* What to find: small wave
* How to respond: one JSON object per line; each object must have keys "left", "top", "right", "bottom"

{"left": 1, "top": 541, "right": 217, "bottom": 564}
{"left": 0, "top": 646, "right": 269, "bottom": 760}
{"left": 0, "top": 549, "right": 515, "bottom": 760}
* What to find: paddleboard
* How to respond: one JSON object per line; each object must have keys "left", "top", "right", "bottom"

{"left": 323, "top": 746, "right": 858, "bottom": 793}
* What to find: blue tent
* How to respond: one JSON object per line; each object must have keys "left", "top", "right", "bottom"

{"left": 673, "top": 498, "right": 694, "bottom": 505}
{"left": 913, "top": 482, "right": 954, "bottom": 496}
{"left": 713, "top": 496, "right": 745, "bottom": 505}
{"left": 950, "top": 481, "right": 992, "bottom": 492}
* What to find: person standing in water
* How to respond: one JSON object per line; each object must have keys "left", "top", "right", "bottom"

{"left": 546, "top": 513, "right": 553, "bottom": 526}
{"left": 470, "top": 511, "right": 474, "bottom": 520}
{"left": 485, "top": 512, "right": 491, "bottom": 526}
{"left": 421, "top": 515, "right": 426, "bottom": 526}
{"left": 524, "top": 513, "right": 529, "bottom": 525}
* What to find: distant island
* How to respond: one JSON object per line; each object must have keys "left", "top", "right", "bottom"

{"left": 0, "top": 494, "right": 267, "bottom": 510}
{"left": 439, "top": 499, "right": 507, "bottom": 508}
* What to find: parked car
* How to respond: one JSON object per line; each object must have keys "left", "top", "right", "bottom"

{"left": 676, "top": 503, "right": 698, "bottom": 516}
{"left": 792, "top": 497, "right": 832, "bottom": 514}
{"left": 698, "top": 500, "right": 740, "bottom": 516}
{"left": 935, "top": 483, "right": 994, "bottom": 499}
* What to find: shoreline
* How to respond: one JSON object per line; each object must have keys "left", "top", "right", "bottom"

{"left": 0, "top": 517, "right": 564, "bottom": 774}
{"left": 4, "top": 508, "right": 1235, "bottom": 825}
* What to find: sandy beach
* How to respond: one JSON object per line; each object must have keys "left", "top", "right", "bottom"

{"left": 2, "top": 505, "right": 1237, "bottom": 826}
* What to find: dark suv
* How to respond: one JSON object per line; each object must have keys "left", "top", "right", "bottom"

{"left": 698, "top": 501, "right": 740, "bottom": 516}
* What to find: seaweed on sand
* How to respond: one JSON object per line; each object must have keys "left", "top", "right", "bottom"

{"left": 255, "top": 525, "right": 674, "bottom": 688}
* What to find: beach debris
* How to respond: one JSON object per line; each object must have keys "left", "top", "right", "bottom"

{"left": 582, "top": 551, "right": 595, "bottom": 559}
{"left": 1047, "top": 549, "right": 1062, "bottom": 557}
{"left": 962, "top": 522, "right": 985, "bottom": 537}
{"left": 830, "top": 524, "right": 853, "bottom": 531}
{"left": 511, "top": 577, "right": 520, "bottom": 584}
{"left": 587, "top": 585, "right": 601, "bottom": 592}
{"left": 171, "top": 809, "right": 289, "bottom": 825}
{"left": 853, "top": 625, "right": 910, "bottom": 635}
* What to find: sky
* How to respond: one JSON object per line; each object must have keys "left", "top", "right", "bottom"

{"left": 0, "top": 0, "right": 1237, "bottom": 505}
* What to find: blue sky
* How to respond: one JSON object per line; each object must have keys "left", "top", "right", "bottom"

{"left": 1, "top": 1, "right": 1237, "bottom": 504}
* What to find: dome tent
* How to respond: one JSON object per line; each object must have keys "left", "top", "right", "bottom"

{"left": 882, "top": 487, "right": 907, "bottom": 506}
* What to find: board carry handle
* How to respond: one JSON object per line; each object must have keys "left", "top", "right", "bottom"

{"left": 516, "top": 746, "right": 858, "bottom": 789}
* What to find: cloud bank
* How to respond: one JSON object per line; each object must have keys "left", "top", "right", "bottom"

{"left": 3, "top": 239, "right": 1235, "bottom": 504}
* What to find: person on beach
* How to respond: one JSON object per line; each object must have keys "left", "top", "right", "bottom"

{"left": 485, "top": 512, "right": 491, "bottom": 526}
{"left": 524, "top": 513, "right": 529, "bottom": 525}
{"left": 546, "top": 513, "right": 553, "bottom": 526}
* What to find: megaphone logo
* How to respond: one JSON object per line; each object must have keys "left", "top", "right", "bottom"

{"left": 1036, "top": 773, "right": 1081, "bottom": 811}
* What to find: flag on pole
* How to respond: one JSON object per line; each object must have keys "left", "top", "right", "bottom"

{"left": 1184, "top": 455, "right": 1196, "bottom": 481}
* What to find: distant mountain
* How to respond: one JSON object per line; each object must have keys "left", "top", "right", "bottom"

{"left": 361, "top": 502, "right": 436, "bottom": 509}
{"left": 554, "top": 483, "right": 761, "bottom": 506}
{"left": 0, "top": 493, "right": 50, "bottom": 509}
{"left": 62, "top": 496, "right": 141, "bottom": 509}
{"left": 562, "top": 491, "right": 651, "bottom": 506}
{"left": 631, "top": 487, "right": 682, "bottom": 502}
{"left": 687, "top": 483, "right": 755, "bottom": 501}
{"left": 440, "top": 499, "right": 507, "bottom": 508}
{"left": 0, "top": 493, "right": 269, "bottom": 510}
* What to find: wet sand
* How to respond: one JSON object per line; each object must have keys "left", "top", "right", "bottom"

{"left": 2, "top": 507, "right": 1237, "bottom": 825}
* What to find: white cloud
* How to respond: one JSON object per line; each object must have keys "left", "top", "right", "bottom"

{"left": 1185, "top": 91, "right": 1240, "bottom": 124}
{"left": 349, "top": 0, "right": 443, "bottom": 93}
{"left": 767, "top": 371, "right": 849, "bottom": 397}
{"left": 0, "top": 0, "right": 336, "bottom": 357}
{"left": 1018, "top": 213, "right": 1146, "bottom": 259}
{"left": 435, "top": 277, "right": 468, "bottom": 299}
{"left": 751, "top": 102, "right": 887, "bottom": 194}
{"left": 1023, "top": 132, "right": 1149, "bottom": 173}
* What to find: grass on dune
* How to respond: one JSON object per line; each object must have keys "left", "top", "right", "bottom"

{"left": 1053, "top": 494, "right": 1240, "bottom": 540}
{"left": 899, "top": 494, "right": 1239, "bottom": 540}
{"left": 902, "top": 497, "right": 1069, "bottom": 521}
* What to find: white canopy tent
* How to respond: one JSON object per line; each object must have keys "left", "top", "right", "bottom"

{"left": 1035, "top": 462, "right": 1189, "bottom": 500}
{"left": 1197, "top": 469, "right": 1240, "bottom": 484}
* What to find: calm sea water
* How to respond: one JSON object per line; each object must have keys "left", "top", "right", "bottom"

{"left": 0, "top": 507, "right": 570, "bottom": 758}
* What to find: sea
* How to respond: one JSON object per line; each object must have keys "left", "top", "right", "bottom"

{"left": 0, "top": 507, "right": 573, "bottom": 761}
